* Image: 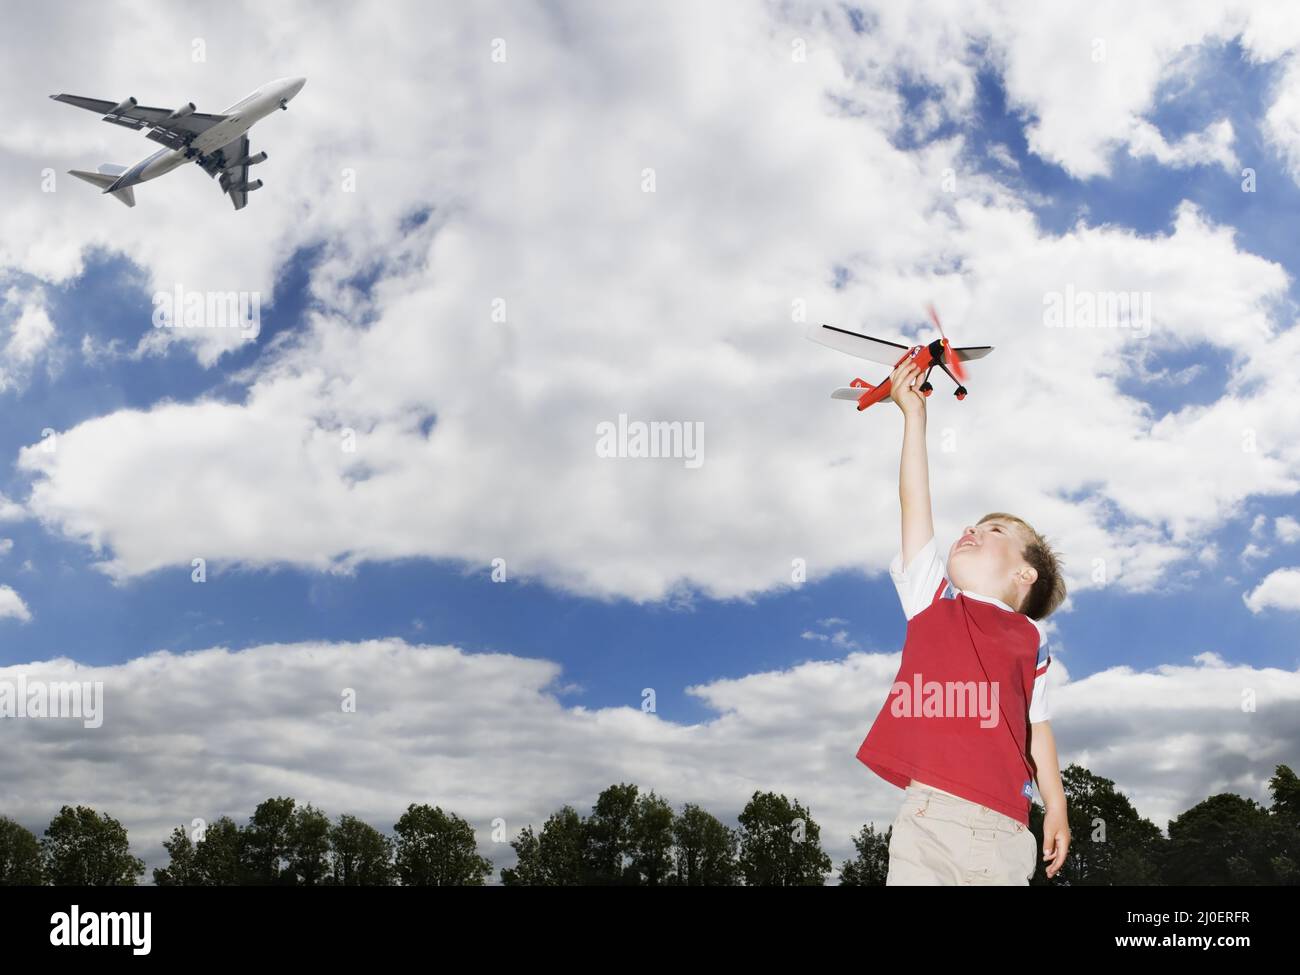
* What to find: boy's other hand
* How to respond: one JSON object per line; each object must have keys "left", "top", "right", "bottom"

{"left": 889, "top": 359, "right": 926, "bottom": 417}
{"left": 1041, "top": 806, "right": 1071, "bottom": 880}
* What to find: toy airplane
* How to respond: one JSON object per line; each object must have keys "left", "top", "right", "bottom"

{"left": 806, "top": 304, "right": 993, "bottom": 411}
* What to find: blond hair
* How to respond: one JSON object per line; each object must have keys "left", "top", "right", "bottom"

{"left": 977, "top": 512, "right": 1066, "bottom": 620}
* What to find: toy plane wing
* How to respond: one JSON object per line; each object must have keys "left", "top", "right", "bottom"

{"left": 951, "top": 345, "right": 993, "bottom": 362}
{"left": 805, "top": 323, "right": 909, "bottom": 366}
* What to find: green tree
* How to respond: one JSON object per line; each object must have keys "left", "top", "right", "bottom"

{"left": 328, "top": 814, "right": 395, "bottom": 885}
{"left": 151, "top": 817, "right": 245, "bottom": 886}
{"left": 583, "top": 783, "right": 640, "bottom": 884}
{"left": 500, "top": 824, "right": 544, "bottom": 885}
{"left": 671, "top": 803, "right": 738, "bottom": 885}
{"left": 501, "top": 808, "right": 584, "bottom": 885}
{"left": 627, "top": 790, "right": 676, "bottom": 885}
{"left": 1264, "top": 765, "right": 1300, "bottom": 884}
{"left": 41, "top": 805, "right": 143, "bottom": 885}
{"left": 242, "top": 797, "right": 297, "bottom": 885}
{"left": 1269, "top": 765, "right": 1300, "bottom": 822}
{"left": 1163, "top": 793, "right": 1274, "bottom": 884}
{"left": 0, "top": 817, "right": 46, "bottom": 885}
{"left": 193, "top": 816, "right": 247, "bottom": 885}
{"left": 153, "top": 824, "right": 202, "bottom": 886}
{"left": 393, "top": 803, "right": 492, "bottom": 885}
{"left": 1032, "top": 764, "right": 1165, "bottom": 885}
{"left": 288, "top": 803, "right": 331, "bottom": 885}
{"left": 501, "top": 806, "right": 590, "bottom": 885}
{"left": 837, "top": 822, "right": 891, "bottom": 886}
{"left": 737, "top": 791, "right": 832, "bottom": 885}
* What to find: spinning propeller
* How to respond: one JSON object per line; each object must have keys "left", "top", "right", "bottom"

{"left": 925, "top": 302, "right": 966, "bottom": 382}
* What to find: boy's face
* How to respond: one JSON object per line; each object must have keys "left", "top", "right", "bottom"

{"left": 947, "top": 518, "right": 1033, "bottom": 603}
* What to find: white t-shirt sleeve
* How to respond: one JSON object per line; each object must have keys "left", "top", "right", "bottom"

{"left": 1028, "top": 625, "right": 1051, "bottom": 723}
{"left": 888, "top": 534, "right": 948, "bottom": 620}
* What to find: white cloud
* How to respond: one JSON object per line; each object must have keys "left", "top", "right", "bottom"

{"left": 1127, "top": 117, "right": 1238, "bottom": 172}
{"left": 0, "top": 584, "right": 32, "bottom": 621}
{"left": 801, "top": 627, "right": 860, "bottom": 650}
{"left": 986, "top": 143, "right": 1020, "bottom": 171}
{"left": 827, "top": 2, "right": 1286, "bottom": 183}
{"left": 0, "top": 492, "right": 26, "bottom": 521}
{"left": 1276, "top": 515, "right": 1300, "bottom": 543}
{"left": 1244, "top": 567, "right": 1300, "bottom": 613}
{"left": 925, "top": 0, "right": 1246, "bottom": 179}
{"left": 0, "top": 287, "right": 56, "bottom": 391}
{"left": 79, "top": 331, "right": 133, "bottom": 368}
{"left": 1241, "top": 542, "right": 1269, "bottom": 563}
{"left": 6, "top": 300, "right": 54, "bottom": 363}
{"left": 1263, "top": 56, "right": 1300, "bottom": 185}
{"left": 0, "top": 639, "right": 1293, "bottom": 882}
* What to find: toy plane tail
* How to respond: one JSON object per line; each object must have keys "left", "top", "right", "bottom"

{"left": 831, "top": 377, "right": 889, "bottom": 411}
{"left": 831, "top": 378, "right": 874, "bottom": 401}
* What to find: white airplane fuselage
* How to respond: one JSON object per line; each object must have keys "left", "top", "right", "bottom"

{"left": 109, "top": 77, "right": 305, "bottom": 191}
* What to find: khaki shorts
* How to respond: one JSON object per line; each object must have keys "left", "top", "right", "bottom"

{"left": 886, "top": 780, "right": 1036, "bottom": 885}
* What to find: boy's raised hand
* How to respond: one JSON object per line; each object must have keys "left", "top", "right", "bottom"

{"left": 889, "top": 359, "right": 926, "bottom": 416}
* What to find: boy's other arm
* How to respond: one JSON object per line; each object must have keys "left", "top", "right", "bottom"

{"left": 889, "top": 359, "right": 934, "bottom": 565}
{"left": 1029, "top": 720, "right": 1070, "bottom": 879}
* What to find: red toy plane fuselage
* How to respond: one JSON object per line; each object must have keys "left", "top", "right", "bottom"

{"left": 848, "top": 338, "right": 961, "bottom": 411}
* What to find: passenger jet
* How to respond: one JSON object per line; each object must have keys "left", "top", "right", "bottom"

{"left": 50, "top": 77, "right": 306, "bottom": 211}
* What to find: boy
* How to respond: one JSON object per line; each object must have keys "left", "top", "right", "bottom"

{"left": 857, "top": 357, "right": 1070, "bottom": 885}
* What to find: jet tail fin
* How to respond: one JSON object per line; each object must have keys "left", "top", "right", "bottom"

{"left": 69, "top": 166, "right": 136, "bottom": 207}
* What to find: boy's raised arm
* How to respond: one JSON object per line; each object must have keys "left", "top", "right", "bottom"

{"left": 889, "top": 359, "right": 934, "bottom": 566}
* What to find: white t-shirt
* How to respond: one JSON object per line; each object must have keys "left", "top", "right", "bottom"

{"left": 889, "top": 534, "right": 1052, "bottom": 723}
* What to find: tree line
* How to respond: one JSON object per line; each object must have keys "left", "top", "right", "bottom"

{"left": 1, "top": 763, "right": 1296, "bottom": 885}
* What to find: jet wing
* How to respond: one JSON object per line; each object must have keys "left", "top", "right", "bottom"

{"left": 197, "top": 134, "right": 257, "bottom": 211}
{"left": 50, "top": 93, "right": 228, "bottom": 151}
{"left": 805, "top": 323, "right": 910, "bottom": 366}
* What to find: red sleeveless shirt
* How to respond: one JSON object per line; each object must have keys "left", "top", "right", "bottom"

{"left": 857, "top": 555, "right": 1044, "bottom": 826}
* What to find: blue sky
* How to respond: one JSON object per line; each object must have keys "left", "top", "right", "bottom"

{"left": 2, "top": 0, "right": 1299, "bottom": 881}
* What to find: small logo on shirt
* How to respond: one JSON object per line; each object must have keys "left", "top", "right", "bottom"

{"left": 1021, "top": 779, "right": 1033, "bottom": 799}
